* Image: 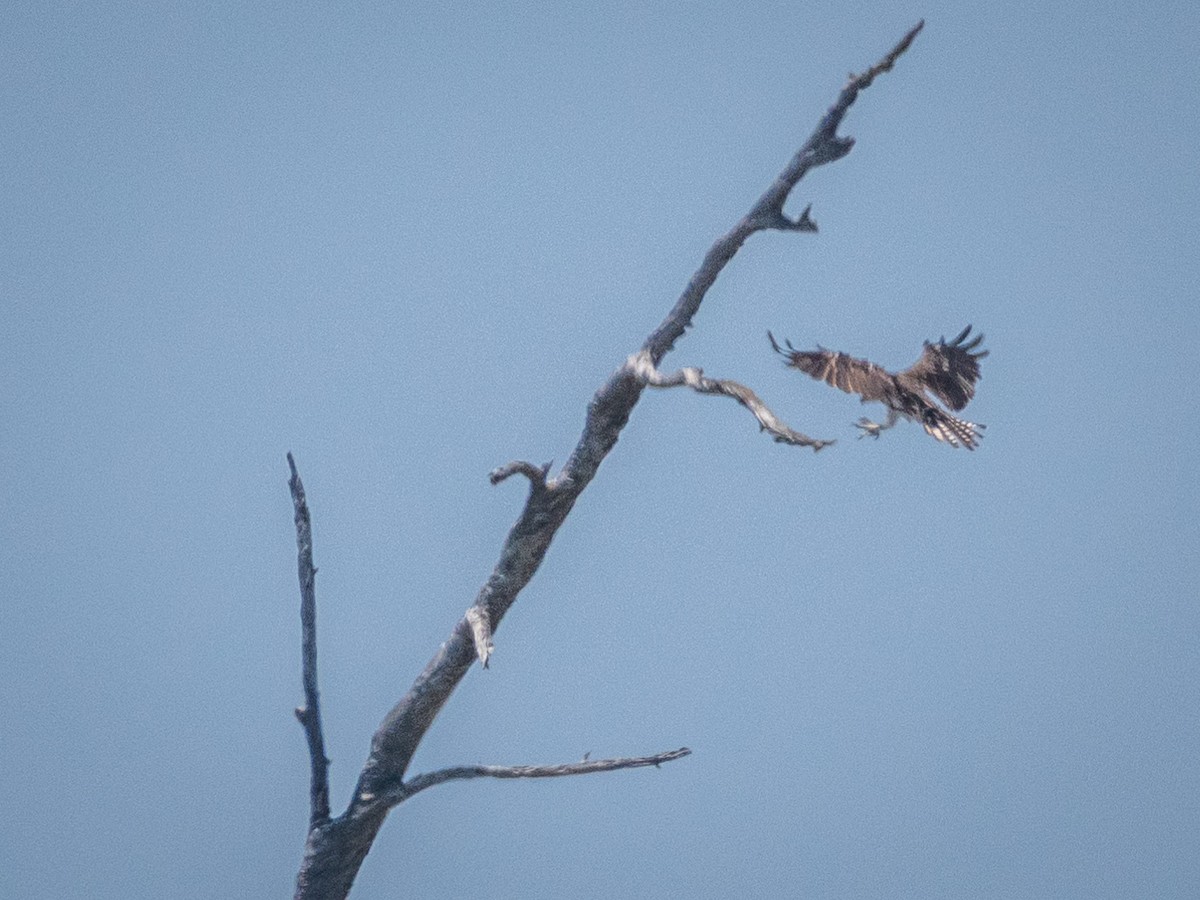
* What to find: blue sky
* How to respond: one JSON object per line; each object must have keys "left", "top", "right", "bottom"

{"left": 2, "top": 2, "right": 1198, "bottom": 897}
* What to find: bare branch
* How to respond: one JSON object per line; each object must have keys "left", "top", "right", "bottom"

{"left": 292, "top": 25, "right": 923, "bottom": 899}
{"left": 468, "top": 460, "right": 550, "bottom": 664}
{"left": 288, "top": 452, "right": 331, "bottom": 827}
{"left": 628, "top": 350, "right": 832, "bottom": 450}
{"left": 852, "top": 19, "right": 924, "bottom": 85}
{"left": 363, "top": 748, "right": 692, "bottom": 812}
{"left": 645, "top": 21, "right": 924, "bottom": 363}
{"left": 488, "top": 459, "right": 551, "bottom": 488}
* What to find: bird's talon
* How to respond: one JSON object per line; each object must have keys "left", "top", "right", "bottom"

{"left": 769, "top": 326, "right": 986, "bottom": 451}
{"left": 855, "top": 418, "right": 883, "bottom": 439}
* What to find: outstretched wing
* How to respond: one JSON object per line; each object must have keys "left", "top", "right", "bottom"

{"left": 902, "top": 325, "right": 987, "bottom": 411}
{"left": 768, "top": 332, "right": 894, "bottom": 402}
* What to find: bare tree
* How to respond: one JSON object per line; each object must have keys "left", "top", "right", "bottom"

{"left": 286, "top": 22, "right": 924, "bottom": 900}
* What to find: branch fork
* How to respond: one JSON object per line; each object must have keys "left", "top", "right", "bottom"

{"left": 751, "top": 202, "right": 818, "bottom": 233}
{"left": 288, "top": 22, "right": 924, "bottom": 898}
{"left": 627, "top": 350, "right": 832, "bottom": 450}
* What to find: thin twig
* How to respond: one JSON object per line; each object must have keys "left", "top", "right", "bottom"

{"left": 362, "top": 748, "right": 692, "bottom": 812}
{"left": 489, "top": 460, "right": 551, "bottom": 488}
{"left": 288, "top": 452, "right": 331, "bottom": 827}
{"left": 628, "top": 350, "right": 832, "bottom": 450}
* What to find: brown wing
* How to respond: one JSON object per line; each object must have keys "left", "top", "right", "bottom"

{"left": 768, "top": 332, "right": 894, "bottom": 403}
{"left": 902, "top": 325, "right": 987, "bottom": 411}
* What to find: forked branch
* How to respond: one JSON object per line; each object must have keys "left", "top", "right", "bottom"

{"left": 292, "top": 23, "right": 923, "bottom": 900}
{"left": 641, "top": 19, "right": 924, "bottom": 365}
{"left": 628, "top": 350, "right": 833, "bottom": 450}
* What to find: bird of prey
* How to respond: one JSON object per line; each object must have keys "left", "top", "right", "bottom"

{"left": 768, "top": 325, "right": 988, "bottom": 450}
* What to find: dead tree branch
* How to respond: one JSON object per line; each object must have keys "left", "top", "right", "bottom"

{"left": 628, "top": 349, "right": 834, "bottom": 450}
{"left": 288, "top": 452, "right": 331, "bottom": 828}
{"left": 287, "top": 456, "right": 690, "bottom": 900}
{"left": 291, "top": 22, "right": 923, "bottom": 900}
{"left": 364, "top": 748, "right": 692, "bottom": 812}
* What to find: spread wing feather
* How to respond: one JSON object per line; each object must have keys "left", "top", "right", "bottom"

{"left": 768, "top": 332, "right": 893, "bottom": 403}
{"left": 902, "top": 325, "right": 987, "bottom": 411}
{"left": 768, "top": 327, "right": 988, "bottom": 451}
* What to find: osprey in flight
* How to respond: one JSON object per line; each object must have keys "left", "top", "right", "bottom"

{"left": 768, "top": 325, "right": 988, "bottom": 450}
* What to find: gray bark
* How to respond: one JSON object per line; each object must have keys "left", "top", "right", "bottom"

{"left": 288, "top": 22, "right": 924, "bottom": 899}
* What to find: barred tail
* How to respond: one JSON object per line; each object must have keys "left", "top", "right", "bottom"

{"left": 921, "top": 406, "right": 985, "bottom": 450}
